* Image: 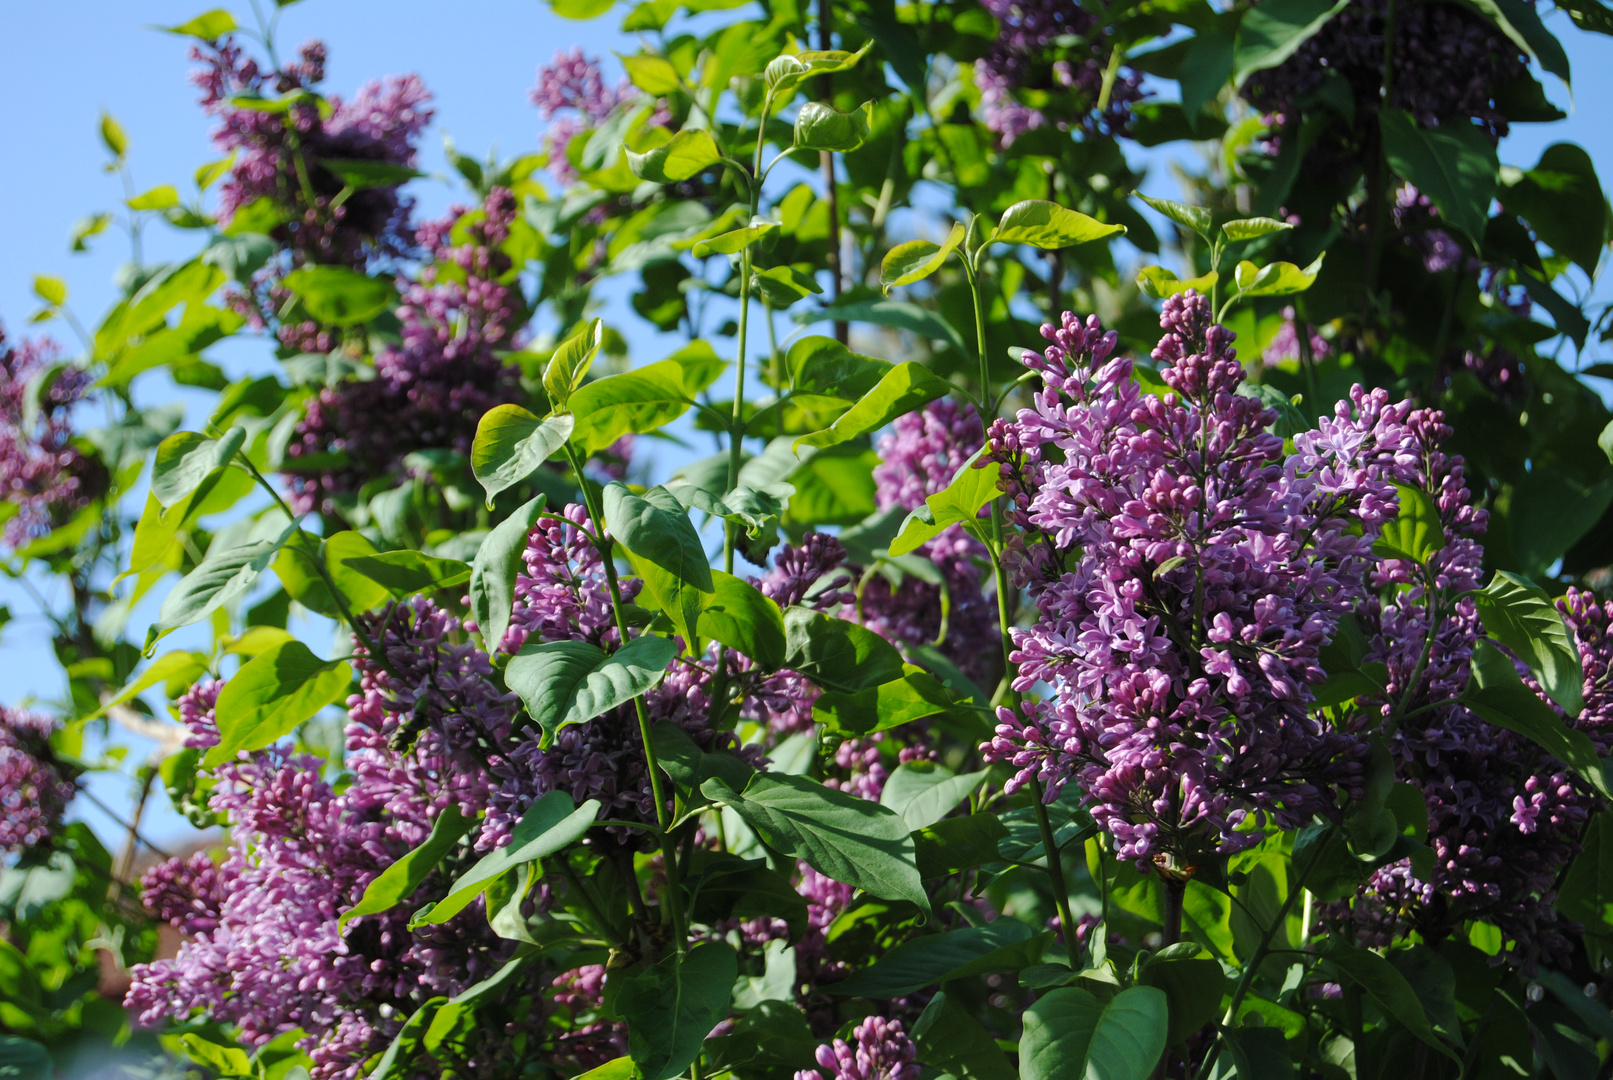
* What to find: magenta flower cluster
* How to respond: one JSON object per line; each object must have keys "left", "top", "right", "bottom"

{"left": 0, "top": 706, "right": 75, "bottom": 852}
{"left": 795, "top": 1016, "right": 921, "bottom": 1080}
{"left": 0, "top": 327, "right": 95, "bottom": 547}
{"left": 283, "top": 188, "right": 525, "bottom": 513}
{"left": 530, "top": 49, "right": 629, "bottom": 183}
{"left": 980, "top": 294, "right": 1427, "bottom": 867}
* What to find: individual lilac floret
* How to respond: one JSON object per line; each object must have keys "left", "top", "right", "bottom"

{"left": 795, "top": 1016, "right": 921, "bottom": 1080}
{"left": 0, "top": 328, "right": 96, "bottom": 548}
{"left": 980, "top": 293, "right": 1416, "bottom": 869}
{"left": 283, "top": 188, "right": 524, "bottom": 513}
{"left": 0, "top": 707, "right": 76, "bottom": 852}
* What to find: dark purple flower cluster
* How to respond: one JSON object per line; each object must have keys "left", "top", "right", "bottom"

{"left": 795, "top": 1015, "right": 921, "bottom": 1080}
{"left": 530, "top": 49, "right": 628, "bottom": 183}
{"left": 0, "top": 706, "right": 75, "bottom": 852}
{"left": 193, "top": 38, "right": 433, "bottom": 274}
{"left": 283, "top": 188, "right": 525, "bottom": 513}
{"left": 975, "top": 0, "right": 1145, "bottom": 144}
{"left": 980, "top": 295, "right": 1422, "bottom": 868}
{"left": 1242, "top": 0, "right": 1527, "bottom": 143}
{"left": 0, "top": 327, "right": 96, "bottom": 547}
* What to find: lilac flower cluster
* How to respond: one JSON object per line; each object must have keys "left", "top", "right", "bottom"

{"left": 549, "top": 963, "right": 627, "bottom": 1072}
{"left": 975, "top": 0, "right": 1145, "bottom": 144}
{"left": 1242, "top": 0, "right": 1527, "bottom": 144}
{"left": 176, "top": 680, "right": 223, "bottom": 750}
{"left": 1324, "top": 427, "right": 1607, "bottom": 968}
{"left": 0, "top": 707, "right": 75, "bottom": 852}
{"left": 795, "top": 1016, "right": 921, "bottom": 1080}
{"left": 980, "top": 295, "right": 1419, "bottom": 868}
{"left": 531, "top": 49, "right": 628, "bottom": 183}
{"left": 0, "top": 327, "right": 96, "bottom": 547}
{"left": 283, "top": 188, "right": 525, "bottom": 513}
{"left": 193, "top": 38, "right": 433, "bottom": 274}
{"left": 859, "top": 401, "right": 999, "bottom": 686}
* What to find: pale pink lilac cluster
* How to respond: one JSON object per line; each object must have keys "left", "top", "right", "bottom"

{"left": 975, "top": 0, "right": 1144, "bottom": 143}
{"left": 0, "top": 707, "right": 75, "bottom": 852}
{"left": 980, "top": 294, "right": 1419, "bottom": 868}
{"left": 192, "top": 38, "right": 433, "bottom": 274}
{"left": 531, "top": 49, "right": 629, "bottom": 183}
{"left": 283, "top": 188, "right": 525, "bottom": 513}
{"left": 795, "top": 1016, "right": 921, "bottom": 1080}
{"left": 0, "top": 328, "right": 96, "bottom": 547}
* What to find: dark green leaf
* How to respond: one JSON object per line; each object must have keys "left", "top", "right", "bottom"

{"left": 0, "top": 1036, "right": 53, "bottom": 1080}
{"left": 1322, "top": 941, "right": 1461, "bottom": 1061}
{"left": 205, "top": 641, "right": 352, "bottom": 766}
{"left": 616, "top": 943, "right": 739, "bottom": 1080}
{"left": 1020, "top": 985, "right": 1168, "bottom": 1080}
{"left": 341, "top": 550, "right": 471, "bottom": 595}
{"left": 340, "top": 805, "right": 475, "bottom": 932}
{"left": 1464, "top": 639, "right": 1611, "bottom": 799}
{"left": 793, "top": 101, "right": 873, "bottom": 152}
{"left": 697, "top": 571, "right": 787, "bottom": 670}
{"left": 782, "top": 607, "right": 906, "bottom": 694}
{"left": 831, "top": 920, "right": 1048, "bottom": 997}
{"left": 1139, "top": 945, "right": 1227, "bottom": 1045}
{"left": 603, "top": 483, "right": 715, "bottom": 644}
{"left": 1232, "top": 0, "right": 1349, "bottom": 85}
{"left": 909, "top": 992, "right": 1016, "bottom": 1080}
{"left": 280, "top": 264, "right": 395, "bottom": 326}
{"left": 320, "top": 159, "right": 424, "bottom": 187}
{"left": 812, "top": 669, "right": 976, "bottom": 738}
{"left": 470, "top": 495, "right": 549, "bottom": 654}
{"left": 881, "top": 223, "right": 966, "bottom": 291}
{"left": 471, "top": 405, "right": 576, "bottom": 506}
{"left": 1379, "top": 109, "right": 1499, "bottom": 242}
{"left": 878, "top": 762, "right": 987, "bottom": 830}
{"left": 1474, "top": 571, "right": 1584, "bottom": 715}
{"left": 915, "top": 814, "right": 1008, "bottom": 880}
{"left": 152, "top": 524, "right": 297, "bottom": 643}
{"left": 506, "top": 635, "right": 677, "bottom": 743}
{"left": 628, "top": 129, "right": 723, "bottom": 183}
{"left": 703, "top": 772, "right": 929, "bottom": 914}
{"left": 751, "top": 265, "right": 823, "bottom": 306}
{"left": 1501, "top": 143, "right": 1608, "bottom": 277}
{"left": 413, "top": 791, "right": 599, "bottom": 926}
{"left": 794, "top": 362, "right": 953, "bottom": 451}
{"left": 1373, "top": 483, "right": 1447, "bottom": 563}
{"left": 1222, "top": 1026, "right": 1293, "bottom": 1079}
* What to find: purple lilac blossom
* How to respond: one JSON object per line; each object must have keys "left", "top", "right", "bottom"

{"left": 530, "top": 49, "right": 629, "bottom": 183}
{"left": 980, "top": 295, "right": 1406, "bottom": 868}
{"left": 550, "top": 964, "right": 627, "bottom": 1071}
{"left": 750, "top": 533, "right": 857, "bottom": 737}
{"left": 0, "top": 328, "right": 96, "bottom": 547}
{"left": 795, "top": 1016, "right": 921, "bottom": 1080}
{"left": 975, "top": 0, "right": 1144, "bottom": 144}
{"left": 283, "top": 188, "right": 524, "bottom": 513}
{"left": 0, "top": 707, "right": 76, "bottom": 852}
{"left": 141, "top": 851, "right": 225, "bottom": 936}
{"left": 177, "top": 680, "right": 224, "bottom": 750}
{"left": 193, "top": 38, "right": 432, "bottom": 276}
{"left": 1261, "top": 306, "right": 1331, "bottom": 367}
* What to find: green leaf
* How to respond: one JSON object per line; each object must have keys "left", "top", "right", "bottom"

{"left": 544, "top": 318, "right": 604, "bottom": 408}
{"left": 879, "top": 762, "right": 987, "bottom": 831}
{"left": 1501, "top": 143, "right": 1608, "bottom": 276}
{"left": 987, "top": 200, "right": 1126, "bottom": 250}
{"left": 1223, "top": 1026, "right": 1294, "bottom": 1079}
{"left": 0, "top": 1036, "right": 53, "bottom": 1080}
{"left": 1221, "top": 216, "right": 1296, "bottom": 241}
{"left": 909, "top": 992, "right": 1017, "bottom": 1080}
{"left": 85, "top": 650, "right": 209, "bottom": 721}
{"left": 620, "top": 53, "right": 683, "bottom": 95}
{"left": 1020, "top": 986, "right": 1169, "bottom": 1080}
{"left": 413, "top": 791, "right": 599, "bottom": 926}
{"left": 1232, "top": 0, "right": 1350, "bottom": 85}
{"left": 881, "top": 223, "right": 966, "bottom": 292}
{"left": 340, "top": 804, "right": 475, "bottom": 932}
{"left": 1138, "top": 945, "right": 1228, "bottom": 1046}
{"left": 506, "top": 635, "right": 677, "bottom": 743}
{"left": 1231, "top": 255, "right": 1324, "bottom": 297}
{"left": 1602, "top": 418, "right": 1613, "bottom": 464}
{"left": 1560, "top": 813, "right": 1613, "bottom": 939}
{"left": 916, "top": 815, "right": 1008, "bottom": 880}
{"left": 151, "top": 524, "right": 297, "bottom": 644}
{"left": 470, "top": 405, "right": 576, "bottom": 507}
{"left": 1372, "top": 483, "right": 1447, "bottom": 563}
{"left": 161, "top": 9, "right": 237, "bottom": 38}
{"left": 570, "top": 344, "right": 726, "bottom": 452}
{"left": 830, "top": 920, "right": 1048, "bottom": 997}
{"left": 281, "top": 264, "right": 395, "bottom": 326}
{"left": 616, "top": 943, "right": 738, "bottom": 1080}
{"left": 690, "top": 217, "right": 780, "bottom": 257}
{"left": 1464, "top": 639, "right": 1612, "bottom": 800}
{"left": 764, "top": 42, "right": 873, "bottom": 94}
{"left": 750, "top": 264, "right": 823, "bottom": 306}
{"left": 31, "top": 275, "right": 66, "bottom": 306}
{"left": 697, "top": 571, "right": 787, "bottom": 670}
{"left": 320, "top": 159, "right": 424, "bottom": 187}
{"left": 569, "top": 1058, "right": 638, "bottom": 1080}
{"left": 1322, "top": 942, "right": 1461, "bottom": 1061}
{"left": 603, "top": 483, "right": 715, "bottom": 645}
{"left": 1137, "top": 194, "right": 1213, "bottom": 241}
{"left": 782, "top": 607, "right": 906, "bottom": 694}
{"left": 1136, "top": 266, "right": 1219, "bottom": 300}
{"left": 469, "top": 495, "right": 548, "bottom": 652}
{"left": 793, "top": 362, "right": 952, "bottom": 451}
{"left": 793, "top": 101, "right": 873, "bottom": 152}
{"left": 1379, "top": 109, "right": 1499, "bottom": 243}
{"left": 798, "top": 298, "right": 967, "bottom": 353}
{"left": 703, "top": 772, "right": 930, "bottom": 914}
{"left": 69, "top": 212, "right": 112, "bottom": 252}
{"left": 627, "top": 129, "right": 722, "bottom": 183}
{"left": 1474, "top": 571, "right": 1584, "bottom": 716}
{"left": 888, "top": 448, "right": 996, "bottom": 557}
{"left": 550, "top": 0, "right": 617, "bottom": 16}
{"left": 367, "top": 998, "right": 445, "bottom": 1080}
{"left": 178, "top": 1035, "right": 250, "bottom": 1076}
{"left": 341, "top": 551, "right": 471, "bottom": 595}
{"left": 205, "top": 641, "right": 352, "bottom": 766}
{"left": 150, "top": 427, "right": 246, "bottom": 507}
{"left": 812, "top": 670, "right": 979, "bottom": 739}
{"left": 99, "top": 111, "right": 128, "bottom": 160}
{"left": 127, "top": 184, "right": 181, "bottom": 211}
{"left": 788, "top": 336, "right": 894, "bottom": 401}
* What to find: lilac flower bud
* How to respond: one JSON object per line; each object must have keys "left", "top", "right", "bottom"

{"left": 796, "top": 1015, "right": 921, "bottom": 1080}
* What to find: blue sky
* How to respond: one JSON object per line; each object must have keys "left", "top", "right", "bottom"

{"left": 2, "top": 1, "right": 1610, "bottom": 847}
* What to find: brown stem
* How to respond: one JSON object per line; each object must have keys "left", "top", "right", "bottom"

{"left": 1162, "top": 875, "right": 1186, "bottom": 945}
{"left": 817, "top": 0, "right": 846, "bottom": 343}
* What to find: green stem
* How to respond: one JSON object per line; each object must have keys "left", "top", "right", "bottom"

{"left": 1029, "top": 779, "right": 1081, "bottom": 969}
